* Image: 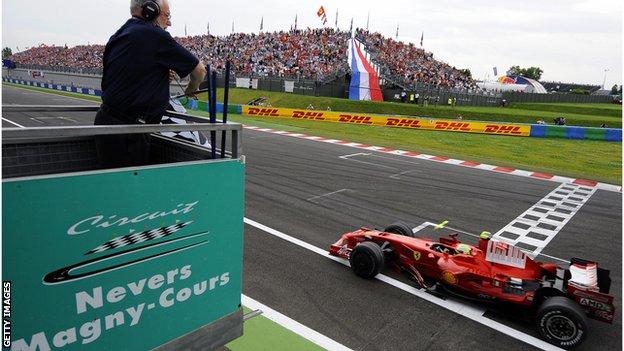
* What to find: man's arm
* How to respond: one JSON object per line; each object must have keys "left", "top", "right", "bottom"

{"left": 184, "top": 63, "right": 206, "bottom": 96}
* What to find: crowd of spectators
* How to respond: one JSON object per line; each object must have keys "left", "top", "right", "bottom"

{"left": 355, "top": 29, "right": 476, "bottom": 91}
{"left": 10, "top": 44, "right": 103, "bottom": 69}
{"left": 177, "top": 28, "right": 350, "bottom": 80}
{"left": 10, "top": 28, "right": 350, "bottom": 80}
{"left": 9, "top": 28, "right": 476, "bottom": 90}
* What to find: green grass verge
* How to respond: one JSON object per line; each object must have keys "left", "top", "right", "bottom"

{"left": 227, "top": 307, "right": 324, "bottom": 351}
{"left": 201, "top": 88, "right": 621, "bottom": 128}
{"left": 4, "top": 82, "right": 621, "bottom": 184}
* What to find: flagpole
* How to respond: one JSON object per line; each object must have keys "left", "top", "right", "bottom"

{"left": 366, "top": 12, "right": 369, "bottom": 31}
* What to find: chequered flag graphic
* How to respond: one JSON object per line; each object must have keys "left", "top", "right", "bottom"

{"left": 85, "top": 221, "right": 192, "bottom": 255}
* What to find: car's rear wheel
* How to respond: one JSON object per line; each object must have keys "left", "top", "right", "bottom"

{"left": 536, "top": 296, "right": 588, "bottom": 349}
{"left": 383, "top": 222, "right": 414, "bottom": 237}
{"left": 349, "top": 241, "right": 384, "bottom": 279}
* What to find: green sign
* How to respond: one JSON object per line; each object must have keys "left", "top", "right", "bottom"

{"left": 2, "top": 160, "right": 244, "bottom": 350}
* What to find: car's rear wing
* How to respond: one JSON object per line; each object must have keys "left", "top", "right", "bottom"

{"left": 565, "top": 258, "right": 614, "bottom": 324}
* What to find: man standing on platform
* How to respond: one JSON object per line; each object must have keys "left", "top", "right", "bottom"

{"left": 94, "top": 0, "right": 206, "bottom": 167}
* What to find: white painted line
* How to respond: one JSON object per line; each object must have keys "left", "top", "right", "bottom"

{"left": 339, "top": 153, "right": 399, "bottom": 170}
{"left": 389, "top": 170, "right": 418, "bottom": 179}
{"left": 244, "top": 217, "right": 564, "bottom": 351}
{"left": 339, "top": 152, "right": 370, "bottom": 159}
{"left": 307, "top": 188, "right": 351, "bottom": 202}
{"left": 2, "top": 117, "right": 25, "bottom": 128}
{"left": 28, "top": 117, "right": 46, "bottom": 125}
{"left": 241, "top": 294, "right": 353, "bottom": 351}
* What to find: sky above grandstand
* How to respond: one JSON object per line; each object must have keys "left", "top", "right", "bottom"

{"left": 1, "top": 0, "right": 622, "bottom": 87}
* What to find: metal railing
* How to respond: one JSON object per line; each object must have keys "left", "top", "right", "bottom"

{"left": 2, "top": 105, "right": 243, "bottom": 159}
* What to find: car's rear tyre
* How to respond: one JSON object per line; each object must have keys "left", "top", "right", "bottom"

{"left": 536, "top": 296, "right": 588, "bottom": 349}
{"left": 383, "top": 222, "right": 414, "bottom": 237}
{"left": 349, "top": 241, "right": 384, "bottom": 279}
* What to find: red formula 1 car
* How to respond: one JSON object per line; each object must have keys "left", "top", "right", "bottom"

{"left": 329, "top": 222, "right": 615, "bottom": 349}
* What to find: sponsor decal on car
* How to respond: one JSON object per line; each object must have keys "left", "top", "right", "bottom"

{"left": 441, "top": 271, "right": 457, "bottom": 285}
{"left": 579, "top": 298, "right": 612, "bottom": 312}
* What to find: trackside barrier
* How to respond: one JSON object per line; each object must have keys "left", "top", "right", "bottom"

{"left": 530, "top": 124, "right": 622, "bottom": 141}
{"left": 3, "top": 77, "right": 620, "bottom": 141}
{"left": 2, "top": 77, "right": 102, "bottom": 96}
{"left": 239, "top": 105, "right": 621, "bottom": 142}
{"left": 2, "top": 106, "right": 245, "bottom": 350}
{"left": 241, "top": 105, "right": 531, "bottom": 136}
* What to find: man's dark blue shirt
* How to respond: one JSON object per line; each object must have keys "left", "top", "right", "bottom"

{"left": 101, "top": 17, "right": 198, "bottom": 123}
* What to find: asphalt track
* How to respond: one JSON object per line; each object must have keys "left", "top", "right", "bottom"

{"left": 2, "top": 84, "right": 622, "bottom": 351}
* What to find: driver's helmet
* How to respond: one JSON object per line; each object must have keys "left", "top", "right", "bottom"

{"left": 456, "top": 243, "right": 471, "bottom": 255}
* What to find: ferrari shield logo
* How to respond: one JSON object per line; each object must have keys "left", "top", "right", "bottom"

{"left": 413, "top": 251, "right": 421, "bottom": 260}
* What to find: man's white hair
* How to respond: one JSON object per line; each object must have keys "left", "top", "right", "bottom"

{"left": 130, "top": 0, "right": 163, "bottom": 13}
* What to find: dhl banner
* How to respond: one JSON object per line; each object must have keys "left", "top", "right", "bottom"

{"left": 242, "top": 106, "right": 531, "bottom": 137}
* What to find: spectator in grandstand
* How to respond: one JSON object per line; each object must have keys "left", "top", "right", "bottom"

{"left": 94, "top": 0, "right": 205, "bottom": 167}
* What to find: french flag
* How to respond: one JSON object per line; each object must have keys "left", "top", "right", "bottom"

{"left": 348, "top": 38, "right": 383, "bottom": 101}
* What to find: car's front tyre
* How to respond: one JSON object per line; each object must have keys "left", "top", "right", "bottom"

{"left": 349, "top": 241, "right": 384, "bottom": 279}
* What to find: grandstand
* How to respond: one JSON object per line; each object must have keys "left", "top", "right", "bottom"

{"left": 9, "top": 28, "right": 476, "bottom": 91}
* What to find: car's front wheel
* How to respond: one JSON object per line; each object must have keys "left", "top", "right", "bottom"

{"left": 536, "top": 296, "right": 588, "bottom": 349}
{"left": 349, "top": 241, "right": 384, "bottom": 279}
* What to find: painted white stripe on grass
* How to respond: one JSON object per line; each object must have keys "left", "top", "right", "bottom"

{"left": 244, "top": 217, "right": 564, "bottom": 351}
{"left": 241, "top": 294, "right": 353, "bottom": 351}
{"left": 2, "top": 117, "right": 26, "bottom": 128}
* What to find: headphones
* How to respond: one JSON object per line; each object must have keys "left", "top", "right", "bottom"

{"left": 141, "top": 1, "right": 161, "bottom": 21}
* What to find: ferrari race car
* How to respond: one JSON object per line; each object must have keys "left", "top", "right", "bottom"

{"left": 329, "top": 222, "right": 615, "bottom": 349}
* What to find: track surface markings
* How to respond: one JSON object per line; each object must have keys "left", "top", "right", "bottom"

{"left": 244, "top": 125, "right": 620, "bottom": 193}
{"left": 244, "top": 217, "right": 564, "bottom": 351}
{"left": 242, "top": 294, "right": 353, "bottom": 351}
{"left": 2, "top": 117, "right": 25, "bottom": 128}
{"left": 492, "top": 183, "right": 596, "bottom": 257}
{"left": 306, "top": 188, "right": 352, "bottom": 202}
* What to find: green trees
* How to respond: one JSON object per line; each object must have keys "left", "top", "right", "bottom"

{"left": 610, "top": 84, "right": 619, "bottom": 95}
{"left": 507, "top": 65, "right": 543, "bottom": 80}
{"left": 2, "top": 47, "right": 12, "bottom": 58}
